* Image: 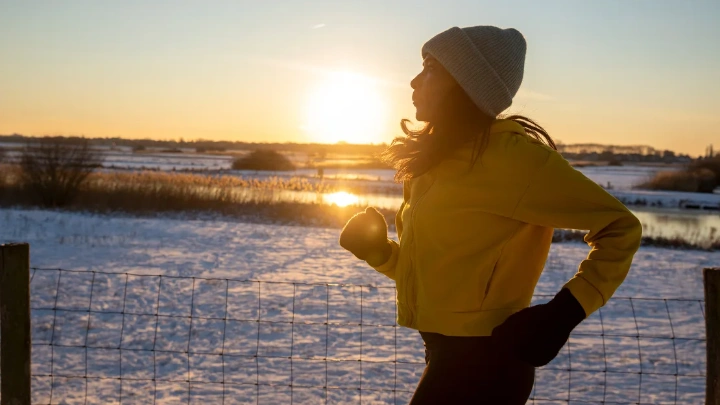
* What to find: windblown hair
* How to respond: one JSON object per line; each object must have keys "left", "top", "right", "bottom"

{"left": 381, "top": 86, "right": 556, "bottom": 182}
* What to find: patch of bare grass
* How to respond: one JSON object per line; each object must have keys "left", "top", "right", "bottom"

{"left": 639, "top": 157, "right": 719, "bottom": 193}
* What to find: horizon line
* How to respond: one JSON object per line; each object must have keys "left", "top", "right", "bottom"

{"left": 0, "top": 133, "right": 706, "bottom": 156}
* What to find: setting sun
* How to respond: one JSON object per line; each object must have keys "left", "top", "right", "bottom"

{"left": 304, "top": 72, "right": 388, "bottom": 144}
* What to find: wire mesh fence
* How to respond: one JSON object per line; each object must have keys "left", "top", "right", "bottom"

{"left": 3, "top": 268, "right": 708, "bottom": 404}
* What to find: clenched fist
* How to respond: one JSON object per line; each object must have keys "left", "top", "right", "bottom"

{"left": 339, "top": 207, "right": 393, "bottom": 267}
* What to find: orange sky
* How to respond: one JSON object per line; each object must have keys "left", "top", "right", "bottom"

{"left": 1, "top": 1, "right": 718, "bottom": 156}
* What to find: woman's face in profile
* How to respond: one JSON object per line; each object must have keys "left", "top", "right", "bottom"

{"left": 410, "top": 56, "right": 458, "bottom": 122}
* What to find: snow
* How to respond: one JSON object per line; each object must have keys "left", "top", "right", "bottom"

{"left": 98, "top": 156, "right": 672, "bottom": 190}
{"left": 103, "top": 152, "right": 232, "bottom": 171}
{"left": 577, "top": 165, "right": 671, "bottom": 191}
{"left": 0, "top": 208, "right": 716, "bottom": 404}
{"left": 610, "top": 189, "right": 720, "bottom": 210}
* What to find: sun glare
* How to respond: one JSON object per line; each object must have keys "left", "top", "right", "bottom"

{"left": 305, "top": 72, "right": 387, "bottom": 144}
{"left": 323, "top": 191, "right": 360, "bottom": 207}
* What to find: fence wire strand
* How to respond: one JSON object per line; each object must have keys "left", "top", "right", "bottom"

{"left": 10, "top": 268, "right": 709, "bottom": 404}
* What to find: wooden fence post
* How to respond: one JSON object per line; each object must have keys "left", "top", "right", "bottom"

{"left": 706, "top": 267, "right": 720, "bottom": 405}
{"left": 0, "top": 243, "right": 31, "bottom": 405}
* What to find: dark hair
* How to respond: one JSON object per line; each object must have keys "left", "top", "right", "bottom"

{"left": 381, "top": 85, "right": 557, "bottom": 182}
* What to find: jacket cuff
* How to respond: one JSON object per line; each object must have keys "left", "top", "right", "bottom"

{"left": 369, "top": 240, "right": 399, "bottom": 279}
{"left": 563, "top": 276, "right": 605, "bottom": 317}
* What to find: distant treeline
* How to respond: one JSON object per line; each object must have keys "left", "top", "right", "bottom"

{"left": 0, "top": 134, "right": 386, "bottom": 155}
{"left": 556, "top": 143, "right": 694, "bottom": 163}
{"left": 560, "top": 150, "right": 693, "bottom": 164}
{"left": 0, "top": 133, "right": 698, "bottom": 163}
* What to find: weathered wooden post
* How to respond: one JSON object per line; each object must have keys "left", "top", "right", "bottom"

{"left": 706, "top": 267, "right": 720, "bottom": 405}
{"left": 0, "top": 243, "right": 31, "bottom": 405}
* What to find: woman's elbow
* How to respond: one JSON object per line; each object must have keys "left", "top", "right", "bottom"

{"left": 625, "top": 212, "right": 643, "bottom": 251}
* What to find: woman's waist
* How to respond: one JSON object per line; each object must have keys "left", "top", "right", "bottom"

{"left": 420, "top": 331, "right": 494, "bottom": 350}
{"left": 420, "top": 331, "right": 498, "bottom": 363}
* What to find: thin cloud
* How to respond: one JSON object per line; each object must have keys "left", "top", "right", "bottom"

{"left": 312, "top": 23, "right": 326, "bottom": 29}
{"left": 247, "top": 55, "right": 407, "bottom": 88}
{"left": 515, "top": 89, "right": 555, "bottom": 101}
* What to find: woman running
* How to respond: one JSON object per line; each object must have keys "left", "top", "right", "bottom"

{"left": 340, "top": 25, "right": 642, "bottom": 404}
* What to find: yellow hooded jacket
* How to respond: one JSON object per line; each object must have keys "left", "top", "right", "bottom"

{"left": 372, "top": 119, "right": 643, "bottom": 336}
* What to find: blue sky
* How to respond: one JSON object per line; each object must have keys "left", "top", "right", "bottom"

{"left": 1, "top": 0, "right": 718, "bottom": 154}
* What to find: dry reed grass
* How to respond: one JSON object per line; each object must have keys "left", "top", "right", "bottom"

{"left": 0, "top": 166, "right": 390, "bottom": 227}
{"left": 640, "top": 157, "right": 719, "bottom": 193}
{"left": 1, "top": 165, "right": 717, "bottom": 250}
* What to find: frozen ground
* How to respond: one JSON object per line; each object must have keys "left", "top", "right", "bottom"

{"left": 611, "top": 189, "right": 720, "bottom": 210}
{"left": 96, "top": 157, "right": 718, "bottom": 243}
{"left": 5, "top": 143, "right": 674, "bottom": 189}
{"left": 95, "top": 150, "right": 678, "bottom": 189}
{"left": 96, "top": 153, "right": 667, "bottom": 190}
{"left": 104, "top": 151, "right": 232, "bottom": 171}
{"left": 578, "top": 165, "right": 670, "bottom": 191}
{"left": 0, "top": 208, "right": 716, "bottom": 404}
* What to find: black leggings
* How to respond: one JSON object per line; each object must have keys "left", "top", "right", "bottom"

{"left": 409, "top": 332, "right": 535, "bottom": 405}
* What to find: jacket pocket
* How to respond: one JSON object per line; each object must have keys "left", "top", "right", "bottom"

{"left": 480, "top": 260, "right": 501, "bottom": 308}
{"left": 417, "top": 254, "right": 499, "bottom": 313}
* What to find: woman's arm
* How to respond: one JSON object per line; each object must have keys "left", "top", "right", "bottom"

{"left": 511, "top": 151, "right": 643, "bottom": 316}
{"left": 492, "top": 150, "right": 642, "bottom": 367}
{"left": 369, "top": 181, "right": 410, "bottom": 280}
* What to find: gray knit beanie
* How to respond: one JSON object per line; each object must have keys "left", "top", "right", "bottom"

{"left": 422, "top": 26, "right": 527, "bottom": 117}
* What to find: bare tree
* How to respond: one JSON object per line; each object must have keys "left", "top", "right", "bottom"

{"left": 0, "top": 147, "right": 6, "bottom": 164}
{"left": 19, "top": 139, "right": 104, "bottom": 207}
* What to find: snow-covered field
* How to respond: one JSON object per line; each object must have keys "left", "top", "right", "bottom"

{"left": 3, "top": 143, "right": 673, "bottom": 187}
{"left": 578, "top": 165, "right": 671, "bottom": 191}
{"left": 0, "top": 209, "right": 716, "bottom": 404}
{"left": 105, "top": 156, "right": 718, "bottom": 244}
{"left": 10, "top": 145, "right": 718, "bottom": 242}
{"left": 97, "top": 150, "right": 672, "bottom": 189}
{"left": 104, "top": 151, "right": 232, "bottom": 171}
{"left": 96, "top": 155, "right": 719, "bottom": 243}
{"left": 98, "top": 151, "right": 667, "bottom": 189}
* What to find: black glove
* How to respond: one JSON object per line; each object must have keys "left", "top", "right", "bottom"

{"left": 339, "top": 207, "right": 392, "bottom": 267}
{"left": 491, "top": 288, "right": 586, "bottom": 367}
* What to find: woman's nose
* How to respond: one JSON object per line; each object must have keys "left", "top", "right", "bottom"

{"left": 410, "top": 73, "right": 421, "bottom": 90}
